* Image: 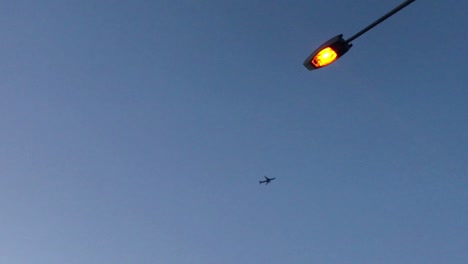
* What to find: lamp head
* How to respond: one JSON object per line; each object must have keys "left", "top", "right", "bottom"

{"left": 303, "top": 34, "right": 352, "bottom": 71}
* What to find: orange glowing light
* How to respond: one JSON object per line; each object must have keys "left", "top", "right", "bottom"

{"left": 311, "top": 47, "right": 338, "bottom": 68}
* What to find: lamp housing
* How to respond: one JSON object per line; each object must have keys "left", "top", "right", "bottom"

{"left": 303, "top": 34, "right": 352, "bottom": 71}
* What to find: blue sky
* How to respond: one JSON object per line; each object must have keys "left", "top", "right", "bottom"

{"left": 1, "top": 0, "right": 467, "bottom": 263}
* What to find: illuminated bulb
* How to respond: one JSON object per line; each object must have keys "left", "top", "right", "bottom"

{"left": 311, "top": 47, "right": 338, "bottom": 67}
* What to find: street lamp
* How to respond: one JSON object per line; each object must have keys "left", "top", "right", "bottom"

{"left": 303, "top": 0, "right": 416, "bottom": 71}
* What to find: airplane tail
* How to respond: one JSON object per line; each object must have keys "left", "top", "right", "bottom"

{"left": 259, "top": 181, "right": 262, "bottom": 184}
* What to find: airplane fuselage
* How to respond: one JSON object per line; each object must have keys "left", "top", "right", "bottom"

{"left": 259, "top": 176, "right": 276, "bottom": 185}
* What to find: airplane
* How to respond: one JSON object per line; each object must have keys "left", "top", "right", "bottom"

{"left": 259, "top": 176, "right": 276, "bottom": 185}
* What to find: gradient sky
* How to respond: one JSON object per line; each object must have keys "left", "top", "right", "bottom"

{"left": 1, "top": 1, "right": 467, "bottom": 263}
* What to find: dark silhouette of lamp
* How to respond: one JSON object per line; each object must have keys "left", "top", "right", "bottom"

{"left": 304, "top": 0, "right": 416, "bottom": 71}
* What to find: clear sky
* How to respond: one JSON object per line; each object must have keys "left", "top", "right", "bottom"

{"left": 1, "top": 0, "right": 467, "bottom": 263}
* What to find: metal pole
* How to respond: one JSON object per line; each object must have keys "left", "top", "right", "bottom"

{"left": 345, "top": 0, "right": 416, "bottom": 44}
